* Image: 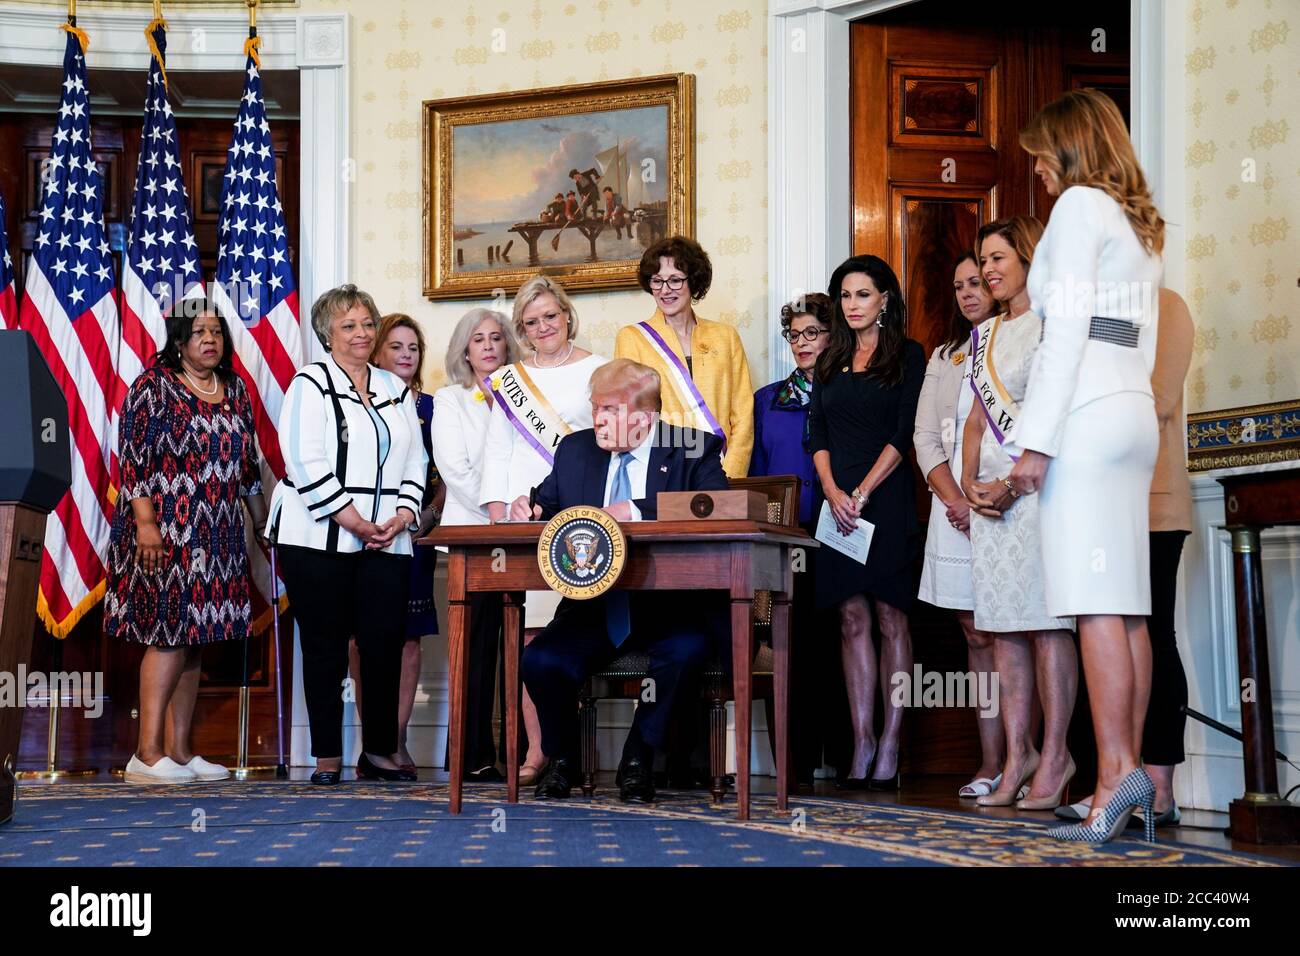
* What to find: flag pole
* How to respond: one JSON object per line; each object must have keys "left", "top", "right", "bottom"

{"left": 16, "top": 0, "right": 98, "bottom": 784}
{"left": 229, "top": 0, "right": 278, "bottom": 780}
{"left": 14, "top": 636, "right": 98, "bottom": 781}
{"left": 269, "top": 541, "right": 288, "bottom": 778}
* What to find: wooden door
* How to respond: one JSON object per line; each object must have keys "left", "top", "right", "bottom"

{"left": 850, "top": 0, "right": 1129, "bottom": 777}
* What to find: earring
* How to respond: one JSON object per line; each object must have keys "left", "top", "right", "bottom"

{"left": 876, "top": 309, "right": 886, "bottom": 328}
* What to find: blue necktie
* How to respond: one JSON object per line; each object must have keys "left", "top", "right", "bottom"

{"left": 605, "top": 452, "right": 633, "bottom": 646}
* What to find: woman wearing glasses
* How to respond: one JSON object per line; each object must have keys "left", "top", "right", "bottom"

{"left": 614, "top": 236, "right": 754, "bottom": 477}
{"left": 479, "top": 274, "right": 608, "bottom": 784}
{"left": 750, "top": 292, "right": 850, "bottom": 786}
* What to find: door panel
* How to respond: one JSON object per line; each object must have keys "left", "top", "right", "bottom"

{"left": 849, "top": 0, "right": 1130, "bottom": 777}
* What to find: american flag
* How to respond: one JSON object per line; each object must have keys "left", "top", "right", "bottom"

{"left": 0, "top": 187, "right": 16, "bottom": 329}
{"left": 211, "top": 45, "right": 301, "bottom": 627}
{"left": 119, "top": 22, "right": 201, "bottom": 394}
{"left": 211, "top": 49, "right": 301, "bottom": 482}
{"left": 17, "top": 27, "right": 121, "bottom": 636}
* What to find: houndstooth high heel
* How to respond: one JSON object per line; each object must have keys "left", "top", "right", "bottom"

{"left": 1047, "top": 767, "right": 1156, "bottom": 843}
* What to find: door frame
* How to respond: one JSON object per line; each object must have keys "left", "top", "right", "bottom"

{"left": 0, "top": 3, "right": 350, "bottom": 767}
{"left": 766, "top": 0, "right": 1184, "bottom": 382}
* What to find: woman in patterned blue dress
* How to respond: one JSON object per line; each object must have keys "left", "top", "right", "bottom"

{"left": 105, "top": 299, "right": 266, "bottom": 785}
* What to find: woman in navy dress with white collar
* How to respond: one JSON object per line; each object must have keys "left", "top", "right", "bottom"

{"left": 1005, "top": 90, "right": 1166, "bottom": 842}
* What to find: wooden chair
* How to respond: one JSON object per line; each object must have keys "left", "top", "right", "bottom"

{"left": 578, "top": 474, "right": 802, "bottom": 801}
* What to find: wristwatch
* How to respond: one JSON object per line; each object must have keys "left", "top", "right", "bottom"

{"left": 851, "top": 488, "right": 868, "bottom": 508}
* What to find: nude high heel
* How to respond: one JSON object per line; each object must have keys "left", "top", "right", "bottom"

{"left": 1016, "top": 756, "right": 1076, "bottom": 811}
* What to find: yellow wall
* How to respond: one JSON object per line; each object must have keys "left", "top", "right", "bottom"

{"left": 1183, "top": 0, "right": 1297, "bottom": 413}
{"left": 298, "top": 0, "right": 770, "bottom": 389}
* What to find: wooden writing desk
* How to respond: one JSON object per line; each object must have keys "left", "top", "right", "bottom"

{"left": 426, "top": 520, "right": 811, "bottom": 820}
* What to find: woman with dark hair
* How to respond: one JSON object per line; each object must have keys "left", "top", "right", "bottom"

{"left": 914, "top": 253, "right": 1004, "bottom": 798}
{"left": 106, "top": 296, "right": 266, "bottom": 784}
{"left": 960, "top": 216, "right": 1077, "bottom": 811}
{"left": 809, "top": 254, "right": 926, "bottom": 789}
{"left": 750, "top": 292, "right": 849, "bottom": 784}
{"left": 615, "top": 235, "right": 754, "bottom": 477}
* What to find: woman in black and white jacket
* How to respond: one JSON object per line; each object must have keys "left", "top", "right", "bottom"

{"left": 270, "top": 284, "right": 428, "bottom": 785}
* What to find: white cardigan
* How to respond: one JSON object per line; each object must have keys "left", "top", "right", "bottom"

{"left": 1006, "top": 185, "right": 1163, "bottom": 458}
{"left": 431, "top": 383, "right": 491, "bottom": 528}
{"left": 269, "top": 358, "right": 427, "bottom": 554}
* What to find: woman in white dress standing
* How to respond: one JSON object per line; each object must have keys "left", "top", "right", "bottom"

{"left": 432, "top": 308, "right": 519, "bottom": 780}
{"left": 480, "top": 275, "right": 608, "bottom": 784}
{"left": 1007, "top": 89, "right": 1165, "bottom": 843}
{"left": 914, "top": 252, "right": 1004, "bottom": 798}
{"left": 960, "top": 216, "right": 1077, "bottom": 811}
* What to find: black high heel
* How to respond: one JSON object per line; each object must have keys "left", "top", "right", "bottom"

{"left": 866, "top": 770, "right": 901, "bottom": 791}
{"left": 310, "top": 769, "right": 341, "bottom": 786}
{"left": 357, "top": 752, "right": 416, "bottom": 782}
{"left": 835, "top": 751, "right": 877, "bottom": 790}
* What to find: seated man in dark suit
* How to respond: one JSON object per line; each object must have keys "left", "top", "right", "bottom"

{"left": 510, "top": 358, "right": 728, "bottom": 803}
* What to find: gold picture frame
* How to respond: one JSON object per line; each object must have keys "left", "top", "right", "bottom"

{"left": 422, "top": 73, "right": 695, "bottom": 300}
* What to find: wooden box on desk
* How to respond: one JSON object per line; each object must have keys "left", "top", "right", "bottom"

{"left": 656, "top": 490, "right": 769, "bottom": 521}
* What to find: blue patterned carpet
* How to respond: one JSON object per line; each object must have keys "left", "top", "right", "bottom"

{"left": 0, "top": 781, "right": 1287, "bottom": 867}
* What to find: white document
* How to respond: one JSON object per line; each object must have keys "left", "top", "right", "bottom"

{"left": 815, "top": 500, "right": 875, "bottom": 565}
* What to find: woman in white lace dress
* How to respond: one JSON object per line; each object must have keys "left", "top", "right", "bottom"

{"left": 960, "top": 216, "right": 1076, "bottom": 811}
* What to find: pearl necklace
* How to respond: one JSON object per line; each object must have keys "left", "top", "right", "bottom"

{"left": 183, "top": 368, "right": 220, "bottom": 396}
{"left": 533, "top": 340, "right": 575, "bottom": 369}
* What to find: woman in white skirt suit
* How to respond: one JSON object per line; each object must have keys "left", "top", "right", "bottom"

{"left": 914, "top": 252, "right": 1004, "bottom": 798}
{"left": 1007, "top": 90, "right": 1166, "bottom": 842}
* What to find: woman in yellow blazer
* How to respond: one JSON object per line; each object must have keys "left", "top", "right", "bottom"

{"left": 615, "top": 236, "right": 754, "bottom": 477}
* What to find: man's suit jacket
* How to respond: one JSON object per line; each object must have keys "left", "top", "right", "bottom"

{"left": 534, "top": 423, "right": 728, "bottom": 520}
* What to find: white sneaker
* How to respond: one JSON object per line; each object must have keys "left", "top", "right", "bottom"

{"left": 123, "top": 754, "right": 197, "bottom": 784}
{"left": 182, "top": 755, "right": 231, "bottom": 781}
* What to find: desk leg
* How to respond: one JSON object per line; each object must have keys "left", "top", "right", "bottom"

{"left": 1228, "top": 527, "right": 1299, "bottom": 843}
{"left": 446, "top": 554, "right": 470, "bottom": 815}
{"left": 503, "top": 592, "right": 522, "bottom": 805}
{"left": 773, "top": 593, "right": 791, "bottom": 814}
{"left": 731, "top": 597, "right": 754, "bottom": 821}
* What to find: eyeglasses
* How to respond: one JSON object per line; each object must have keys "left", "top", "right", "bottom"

{"left": 781, "top": 327, "right": 828, "bottom": 343}
{"left": 649, "top": 276, "right": 687, "bottom": 291}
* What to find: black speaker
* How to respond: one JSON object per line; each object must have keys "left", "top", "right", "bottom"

{"left": 0, "top": 330, "right": 71, "bottom": 510}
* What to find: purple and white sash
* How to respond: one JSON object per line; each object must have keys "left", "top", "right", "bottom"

{"left": 484, "top": 362, "right": 573, "bottom": 468}
{"left": 968, "top": 316, "right": 1021, "bottom": 458}
{"left": 634, "top": 320, "right": 726, "bottom": 446}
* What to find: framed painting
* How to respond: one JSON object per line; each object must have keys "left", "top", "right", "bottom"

{"left": 422, "top": 73, "right": 695, "bottom": 300}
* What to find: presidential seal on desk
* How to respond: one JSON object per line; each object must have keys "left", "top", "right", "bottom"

{"left": 537, "top": 506, "right": 627, "bottom": 599}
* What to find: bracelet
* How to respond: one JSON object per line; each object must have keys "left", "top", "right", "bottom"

{"left": 1001, "top": 478, "right": 1019, "bottom": 499}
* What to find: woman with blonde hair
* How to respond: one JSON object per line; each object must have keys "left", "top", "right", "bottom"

{"left": 1006, "top": 89, "right": 1165, "bottom": 842}
{"left": 960, "top": 216, "right": 1077, "bottom": 811}
{"left": 479, "top": 274, "right": 607, "bottom": 783}
{"left": 432, "top": 307, "right": 520, "bottom": 779}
